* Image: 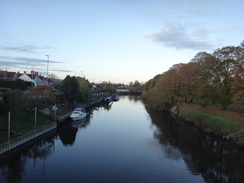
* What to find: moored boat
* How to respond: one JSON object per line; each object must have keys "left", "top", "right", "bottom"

{"left": 112, "top": 94, "right": 119, "bottom": 101}
{"left": 70, "top": 107, "right": 87, "bottom": 121}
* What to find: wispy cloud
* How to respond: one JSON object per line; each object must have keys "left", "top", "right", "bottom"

{"left": 145, "top": 23, "right": 215, "bottom": 50}
{"left": 52, "top": 69, "right": 73, "bottom": 73}
{"left": 0, "top": 56, "right": 62, "bottom": 71}
{"left": 144, "top": 0, "right": 219, "bottom": 50}
{"left": 14, "top": 56, "right": 62, "bottom": 64}
{"left": 0, "top": 44, "right": 53, "bottom": 54}
{"left": 1, "top": 45, "right": 38, "bottom": 53}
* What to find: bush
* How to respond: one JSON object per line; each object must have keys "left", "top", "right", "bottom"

{"left": 3, "top": 90, "right": 27, "bottom": 124}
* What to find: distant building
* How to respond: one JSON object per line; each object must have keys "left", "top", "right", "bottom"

{"left": 0, "top": 70, "right": 50, "bottom": 87}
{"left": 0, "top": 70, "right": 16, "bottom": 80}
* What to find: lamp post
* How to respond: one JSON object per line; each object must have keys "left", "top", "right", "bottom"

{"left": 46, "top": 55, "right": 49, "bottom": 85}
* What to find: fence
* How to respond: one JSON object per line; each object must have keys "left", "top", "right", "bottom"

{"left": 0, "top": 122, "right": 57, "bottom": 155}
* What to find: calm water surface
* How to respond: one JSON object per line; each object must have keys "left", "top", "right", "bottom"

{"left": 0, "top": 96, "right": 243, "bottom": 183}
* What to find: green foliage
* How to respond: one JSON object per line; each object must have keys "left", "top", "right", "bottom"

{"left": 179, "top": 106, "right": 243, "bottom": 136}
{"left": 0, "top": 79, "right": 32, "bottom": 90}
{"left": 53, "top": 92, "right": 65, "bottom": 103}
{"left": 13, "top": 79, "right": 32, "bottom": 90}
{"left": 3, "top": 90, "right": 27, "bottom": 124}
{"left": 61, "top": 75, "right": 80, "bottom": 103}
{"left": 0, "top": 79, "right": 13, "bottom": 88}
{"left": 0, "top": 100, "right": 7, "bottom": 115}
{"left": 79, "top": 83, "right": 92, "bottom": 103}
{"left": 102, "top": 82, "right": 115, "bottom": 94}
{"left": 0, "top": 111, "right": 52, "bottom": 143}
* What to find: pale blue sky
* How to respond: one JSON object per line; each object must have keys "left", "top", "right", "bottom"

{"left": 0, "top": 0, "right": 243, "bottom": 84}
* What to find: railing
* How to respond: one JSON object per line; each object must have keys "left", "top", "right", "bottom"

{"left": 0, "top": 122, "right": 57, "bottom": 155}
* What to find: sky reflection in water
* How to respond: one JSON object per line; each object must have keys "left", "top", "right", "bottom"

{"left": 0, "top": 96, "right": 243, "bottom": 183}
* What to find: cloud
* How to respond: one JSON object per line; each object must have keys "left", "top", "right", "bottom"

{"left": 14, "top": 56, "right": 62, "bottom": 64}
{"left": 0, "top": 56, "right": 62, "bottom": 71}
{"left": 0, "top": 44, "right": 53, "bottom": 54}
{"left": 52, "top": 69, "right": 73, "bottom": 73}
{"left": 1, "top": 45, "right": 39, "bottom": 53}
{"left": 145, "top": 23, "right": 215, "bottom": 50}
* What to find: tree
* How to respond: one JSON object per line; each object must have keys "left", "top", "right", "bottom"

{"left": 231, "top": 42, "right": 244, "bottom": 107}
{"left": 49, "top": 73, "right": 59, "bottom": 81}
{"left": 61, "top": 75, "right": 80, "bottom": 105}
{"left": 3, "top": 90, "right": 26, "bottom": 124}
{"left": 80, "top": 83, "right": 92, "bottom": 103}
{"left": 190, "top": 52, "right": 217, "bottom": 107}
{"left": 142, "top": 41, "right": 244, "bottom": 111}
{"left": 102, "top": 82, "right": 115, "bottom": 94}
{"left": 133, "top": 80, "right": 141, "bottom": 87}
{"left": 212, "top": 46, "right": 237, "bottom": 110}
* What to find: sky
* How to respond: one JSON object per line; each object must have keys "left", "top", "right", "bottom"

{"left": 0, "top": 0, "right": 243, "bottom": 84}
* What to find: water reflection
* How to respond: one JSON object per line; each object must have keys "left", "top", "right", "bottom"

{"left": 0, "top": 130, "right": 56, "bottom": 183}
{"left": 58, "top": 116, "right": 91, "bottom": 146}
{"left": 126, "top": 95, "right": 141, "bottom": 103}
{"left": 58, "top": 124, "right": 78, "bottom": 146}
{"left": 0, "top": 96, "right": 243, "bottom": 183}
{"left": 103, "top": 102, "right": 113, "bottom": 111}
{"left": 72, "top": 118, "right": 88, "bottom": 128}
{"left": 146, "top": 107, "right": 244, "bottom": 183}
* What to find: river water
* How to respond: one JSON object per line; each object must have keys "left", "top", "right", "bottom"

{"left": 0, "top": 96, "right": 243, "bottom": 183}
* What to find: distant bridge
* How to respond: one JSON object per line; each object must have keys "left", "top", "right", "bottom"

{"left": 115, "top": 89, "right": 129, "bottom": 94}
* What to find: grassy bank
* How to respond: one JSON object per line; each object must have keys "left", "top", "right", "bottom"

{"left": 179, "top": 104, "right": 244, "bottom": 146}
{"left": 0, "top": 112, "right": 52, "bottom": 144}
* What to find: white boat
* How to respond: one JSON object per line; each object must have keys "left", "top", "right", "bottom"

{"left": 70, "top": 107, "right": 87, "bottom": 121}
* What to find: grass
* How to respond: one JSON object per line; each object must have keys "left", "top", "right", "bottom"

{"left": 179, "top": 105, "right": 244, "bottom": 138}
{"left": 0, "top": 112, "right": 52, "bottom": 144}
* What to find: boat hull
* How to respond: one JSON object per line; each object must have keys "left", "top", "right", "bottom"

{"left": 70, "top": 113, "right": 86, "bottom": 121}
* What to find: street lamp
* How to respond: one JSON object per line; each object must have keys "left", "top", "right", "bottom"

{"left": 46, "top": 55, "right": 49, "bottom": 85}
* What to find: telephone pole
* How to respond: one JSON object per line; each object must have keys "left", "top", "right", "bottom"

{"left": 46, "top": 55, "right": 49, "bottom": 85}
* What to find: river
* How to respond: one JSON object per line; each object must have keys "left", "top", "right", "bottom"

{"left": 0, "top": 95, "right": 243, "bottom": 183}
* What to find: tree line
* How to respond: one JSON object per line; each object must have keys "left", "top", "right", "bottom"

{"left": 142, "top": 41, "right": 244, "bottom": 111}
{"left": 0, "top": 79, "right": 32, "bottom": 90}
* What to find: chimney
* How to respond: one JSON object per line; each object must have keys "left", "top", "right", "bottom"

{"left": 24, "top": 71, "right": 26, "bottom": 74}
{"left": 3, "top": 70, "right": 7, "bottom": 78}
{"left": 31, "top": 70, "right": 34, "bottom": 75}
{"left": 35, "top": 72, "right": 38, "bottom": 76}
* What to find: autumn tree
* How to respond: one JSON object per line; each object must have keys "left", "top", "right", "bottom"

{"left": 142, "top": 41, "right": 244, "bottom": 111}
{"left": 211, "top": 46, "right": 238, "bottom": 110}
{"left": 190, "top": 52, "right": 217, "bottom": 107}
{"left": 231, "top": 42, "right": 244, "bottom": 107}
{"left": 102, "top": 82, "right": 115, "bottom": 94}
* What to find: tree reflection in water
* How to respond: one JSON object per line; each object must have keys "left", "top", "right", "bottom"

{"left": 146, "top": 108, "right": 244, "bottom": 183}
{"left": 58, "top": 124, "right": 78, "bottom": 146}
{"left": 0, "top": 131, "right": 56, "bottom": 183}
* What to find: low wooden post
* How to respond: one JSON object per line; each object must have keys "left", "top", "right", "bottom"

{"left": 54, "top": 108, "right": 56, "bottom": 122}
{"left": 35, "top": 107, "right": 37, "bottom": 130}
{"left": 8, "top": 111, "right": 11, "bottom": 142}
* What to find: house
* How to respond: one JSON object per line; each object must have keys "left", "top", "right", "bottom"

{"left": 15, "top": 70, "right": 47, "bottom": 87}
{"left": 0, "top": 70, "right": 56, "bottom": 88}
{"left": 18, "top": 73, "right": 33, "bottom": 82}
{"left": 0, "top": 70, "right": 16, "bottom": 80}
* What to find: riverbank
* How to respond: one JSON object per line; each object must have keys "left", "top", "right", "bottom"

{"left": 0, "top": 111, "right": 53, "bottom": 144}
{"left": 0, "top": 122, "right": 56, "bottom": 155}
{"left": 178, "top": 103, "right": 244, "bottom": 147}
